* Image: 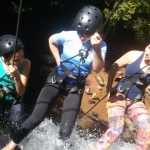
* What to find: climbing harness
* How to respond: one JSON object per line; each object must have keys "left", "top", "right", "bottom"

{"left": 46, "top": 44, "right": 91, "bottom": 95}
{"left": 114, "top": 65, "right": 149, "bottom": 97}
{"left": 115, "top": 65, "right": 150, "bottom": 108}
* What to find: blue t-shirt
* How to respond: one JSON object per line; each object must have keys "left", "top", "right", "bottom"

{"left": 54, "top": 31, "right": 107, "bottom": 84}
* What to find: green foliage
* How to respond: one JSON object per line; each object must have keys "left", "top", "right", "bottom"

{"left": 0, "top": 1, "right": 32, "bottom": 17}
{"left": 104, "top": 0, "right": 150, "bottom": 45}
{"left": 133, "top": 18, "right": 150, "bottom": 44}
{"left": 10, "top": 2, "right": 32, "bottom": 14}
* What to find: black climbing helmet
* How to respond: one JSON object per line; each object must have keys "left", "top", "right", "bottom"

{"left": 0, "top": 34, "right": 24, "bottom": 56}
{"left": 73, "top": 5, "right": 103, "bottom": 35}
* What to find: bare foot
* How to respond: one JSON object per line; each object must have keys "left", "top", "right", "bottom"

{"left": 2, "top": 141, "right": 17, "bottom": 150}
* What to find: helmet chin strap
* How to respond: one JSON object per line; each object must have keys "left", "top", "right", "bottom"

{"left": 12, "top": 0, "right": 23, "bottom": 66}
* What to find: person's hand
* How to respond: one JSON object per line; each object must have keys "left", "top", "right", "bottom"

{"left": 107, "top": 85, "right": 118, "bottom": 95}
{"left": 146, "top": 85, "right": 150, "bottom": 98}
{"left": 7, "top": 65, "right": 19, "bottom": 78}
{"left": 90, "top": 32, "right": 102, "bottom": 50}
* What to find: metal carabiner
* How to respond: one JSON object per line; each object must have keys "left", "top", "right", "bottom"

{"left": 79, "top": 49, "right": 88, "bottom": 58}
{"left": 117, "top": 86, "right": 124, "bottom": 92}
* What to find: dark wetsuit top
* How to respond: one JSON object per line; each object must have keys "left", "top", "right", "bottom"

{"left": 117, "top": 52, "right": 150, "bottom": 100}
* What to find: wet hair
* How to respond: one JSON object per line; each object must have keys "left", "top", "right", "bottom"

{"left": 2, "top": 48, "right": 23, "bottom": 65}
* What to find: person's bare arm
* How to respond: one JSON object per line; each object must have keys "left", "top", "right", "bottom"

{"left": 49, "top": 35, "right": 61, "bottom": 65}
{"left": 107, "top": 51, "right": 136, "bottom": 93}
{"left": 8, "top": 59, "right": 31, "bottom": 95}
{"left": 91, "top": 32, "right": 104, "bottom": 73}
{"left": 15, "top": 59, "right": 31, "bottom": 95}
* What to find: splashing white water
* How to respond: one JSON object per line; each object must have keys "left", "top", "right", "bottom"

{"left": 18, "top": 118, "right": 135, "bottom": 150}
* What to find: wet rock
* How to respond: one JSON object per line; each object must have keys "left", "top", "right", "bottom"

{"left": 85, "top": 87, "right": 90, "bottom": 94}
{"left": 121, "top": 118, "right": 136, "bottom": 142}
{"left": 97, "top": 85, "right": 102, "bottom": 90}
{"left": 95, "top": 75, "right": 105, "bottom": 87}
{"left": 117, "top": 70, "right": 123, "bottom": 75}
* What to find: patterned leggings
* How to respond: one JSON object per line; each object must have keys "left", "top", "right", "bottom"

{"left": 97, "top": 94, "right": 150, "bottom": 150}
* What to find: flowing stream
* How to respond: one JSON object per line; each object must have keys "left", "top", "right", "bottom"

{"left": 10, "top": 118, "right": 135, "bottom": 150}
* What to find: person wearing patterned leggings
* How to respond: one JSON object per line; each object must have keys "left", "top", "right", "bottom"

{"left": 97, "top": 45, "right": 150, "bottom": 150}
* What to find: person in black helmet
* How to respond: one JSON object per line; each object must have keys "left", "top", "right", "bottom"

{"left": 0, "top": 35, "right": 31, "bottom": 139}
{"left": 2, "top": 6, "right": 106, "bottom": 149}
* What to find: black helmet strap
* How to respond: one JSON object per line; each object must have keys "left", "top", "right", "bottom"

{"left": 12, "top": 0, "right": 23, "bottom": 66}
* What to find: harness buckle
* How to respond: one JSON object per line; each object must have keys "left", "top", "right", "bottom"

{"left": 69, "top": 75, "right": 77, "bottom": 79}
{"left": 117, "top": 86, "right": 124, "bottom": 92}
{"left": 136, "top": 80, "right": 143, "bottom": 86}
{"left": 78, "top": 89, "right": 83, "bottom": 94}
{"left": 51, "top": 76, "right": 57, "bottom": 83}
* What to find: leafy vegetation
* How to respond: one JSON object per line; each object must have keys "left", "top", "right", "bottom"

{"left": 0, "top": 0, "right": 149, "bottom": 58}
{"left": 103, "top": 0, "right": 150, "bottom": 45}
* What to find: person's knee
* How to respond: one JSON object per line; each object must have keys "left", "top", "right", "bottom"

{"left": 113, "top": 130, "right": 123, "bottom": 140}
{"left": 109, "top": 118, "right": 124, "bottom": 138}
{"left": 111, "top": 126, "right": 124, "bottom": 138}
{"left": 10, "top": 103, "right": 24, "bottom": 123}
{"left": 138, "top": 115, "right": 150, "bottom": 137}
{"left": 136, "top": 114, "right": 150, "bottom": 129}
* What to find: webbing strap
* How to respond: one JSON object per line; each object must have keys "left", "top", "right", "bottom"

{"left": 118, "top": 78, "right": 139, "bottom": 100}
{"left": 60, "top": 42, "right": 91, "bottom": 83}
{"left": 117, "top": 78, "right": 139, "bottom": 93}
{"left": 46, "top": 73, "right": 67, "bottom": 85}
{"left": 60, "top": 63, "right": 77, "bottom": 79}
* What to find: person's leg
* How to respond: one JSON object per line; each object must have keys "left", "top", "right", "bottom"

{"left": 9, "top": 102, "right": 24, "bottom": 138}
{"left": 127, "top": 102, "right": 150, "bottom": 150}
{"left": 59, "top": 84, "right": 83, "bottom": 141}
{"left": 0, "top": 101, "right": 5, "bottom": 128}
{"left": 0, "top": 99, "right": 12, "bottom": 128}
{"left": 97, "top": 94, "right": 126, "bottom": 150}
{"left": 0, "top": 100, "right": 4, "bottom": 124}
{"left": 12, "top": 83, "right": 60, "bottom": 144}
